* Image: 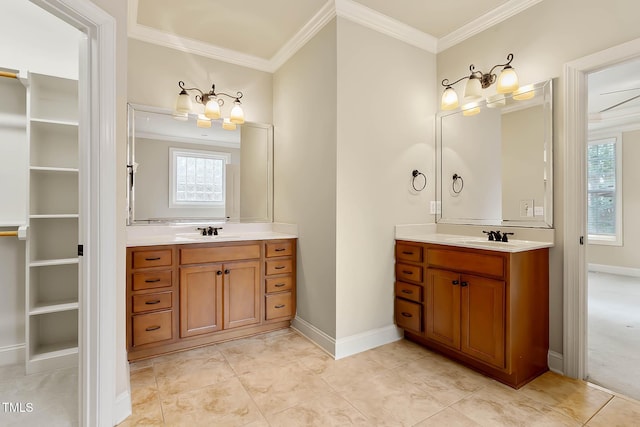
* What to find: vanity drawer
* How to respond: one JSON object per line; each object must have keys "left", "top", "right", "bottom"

{"left": 132, "top": 291, "right": 173, "bottom": 313}
{"left": 266, "top": 276, "right": 293, "bottom": 293}
{"left": 132, "top": 310, "right": 173, "bottom": 346}
{"left": 396, "top": 263, "right": 423, "bottom": 284}
{"left": 395, "top": 281, "right": 422, "bottom": 303}
{"left": 396, "top": 243, "right": 423, "bottom": 263}
{"left": 265, "top": 240, "right": 293, "bottom": 258}
{"left": 132, "top": 270, "right": 173, "bottom": 291}
{"left": 132, "top": 249, "right": 172, "bottom": 269}
{"left": 265, "top": 259, "right": 293, "bottom": 276}
{"left": 395, "top": 298, "right": 422, "bottom": 333}
{"left": 427, "top": 248, "right": 505, "bottom": 278}
{"left": 265, "top": 292, "right": 294, "bottom": 320}
{"left": 180, "top": 244, "right": 260, "bottom": 265}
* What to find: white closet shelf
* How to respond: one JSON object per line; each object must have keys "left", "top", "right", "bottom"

{"left": 30, "top": 166, "right": 79, "bottom": 173}
{"left": 30, "top": 300, "right": 78, "bottom": 316}
{"left": 30, "top": 117, "right": 78, "bottom": 127}
{"left": 30, "top": 258, "right": 79, "bottom": 268}
{"left": 30, "top": 214, "right": 79, "bottom": 219}
{"left": 30, "top": 343, "right": 78, "bottom": 361}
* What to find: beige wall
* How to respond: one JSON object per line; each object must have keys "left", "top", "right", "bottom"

{"left": 273, "top": 20, "right": 338, "bottom": 337}
{"left": 437, "top": 0, "right": 640, "bottom": 355}
{"left": 335, "top": 18, "right": 436, "bottom": 338}
{"left": 588, "top": 129, "right": 640, "bottom": 269}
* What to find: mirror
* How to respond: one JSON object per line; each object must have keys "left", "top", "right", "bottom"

{"left": 127, "top": 104, "right": 273, "bottom": 224}
{"left": 436, "top": 79, "right": 553, "bottom": 227}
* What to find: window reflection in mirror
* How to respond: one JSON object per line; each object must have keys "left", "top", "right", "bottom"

{"left": 436, "top": 79, "right": 553, "bottom": 228}
{"left": 127, "top": 104, "right": 273, "bottom": 224}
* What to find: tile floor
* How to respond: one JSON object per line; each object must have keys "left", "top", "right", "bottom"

{"left": 120, "top": 328, "right": 640, "bottom": 426}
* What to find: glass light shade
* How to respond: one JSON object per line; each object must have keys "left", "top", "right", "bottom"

{"left": 496, "top": 66, "right": 519, "bottom": 94}
{"left": 175, "top": 91, "right": 193, "bottom": 113}
{"left": 222, "top": 117, "right": 237, "bottom": 130}
{"left": 463, "top": 77, "right": 483, "bottom": 102}
{"left": 513, "top": 84, "right": 536, "bottom": 100}
{"left": 462, "top": 103, "right": 481, "bottom": 116}
{"left": 204, "top": 98, "right": 221, "bottom": 119}
{"left": 485, "top": 93, "right": 506, "bottom": 108}
{"left": 172, "top": 111, "right": 189, "bottom": 121}
{"left": 441, "top": 87, "right": 459, "bottom": 110}
{"left": 230, "top": 102, "right": 245, "bottom": 124}
{"left": 196, "top": 114, "right": 212, "bottom": 128}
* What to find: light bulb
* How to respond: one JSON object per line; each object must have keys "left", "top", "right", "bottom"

{"left": 204, "top": 98, "right": 221, "bottom": 119}
{"left": 196, "top": 114, "right": 211, "bottom": 128}
{"left": 463, "top": 76, "right": 482, "bottom": 103}
{"left": 441, "top": 87, "right": 459, "bottom": 110}
{"left": 496, "top": 66, "right": 519, "bottom": 94}
{"left": 222, "top": 117, "right": 237, "bottom": 130}
{"left": 175, "top": 90, "right": 192, "bottom": 113}
{"left": 230, "top": 101, "right": 245, "bottom": 124}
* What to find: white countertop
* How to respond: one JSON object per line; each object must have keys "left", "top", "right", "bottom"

{"left": 396, "top": 233, "right": 553, "bottom": 253}
{"left": 126, "top": 223, "right": 297, "bottom": 247}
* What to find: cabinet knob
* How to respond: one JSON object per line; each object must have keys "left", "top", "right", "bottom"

{"left": 401, "top": 312, "right": 413, "bottom": 318}
{"left": 216, "top": 270, "right": 223, "bottom": 275}
{"left": 452, "top": 280, "right": 459, "bottom": 285}
{"left": 461, "top": 281, "right": 469, "bottom": 287}
{"left": 224, "top": 269, "right": 230, "bottom": 274}
{"left": 145, "top": 325, "right": 161, "bottom": 332}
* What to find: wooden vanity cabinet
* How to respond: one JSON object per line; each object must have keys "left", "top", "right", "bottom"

{"left": 395, "top": 240, "right": 549, "bottom": 389}
{"left": 127, "top": 238, "right": 296, "bottom": 361}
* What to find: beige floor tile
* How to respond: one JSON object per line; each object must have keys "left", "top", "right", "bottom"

{"left": 117, "top": 397, "right": 164, "bottom": 427}
{"left": 303, "top": 350, "right": 390, "bottom": 390}
{"left": 265, "top": 330, "right": 326, "bottom": 359}
{"left": 267, "top": 391, "right": 369, "bottom": 427}
{"left": 452, "top": 382, "right": 581, "bottom": 426}
{"left": 128, "top": 359, "right": 153, "bottom": 372}
{"left": 160, "top": 376, "right": 263, "bottom": 426}
{"left": 129, "top": 366, "right": 156, "bottom": 390}
{"left": 520, "top": 371, "right": 614, "bottom": 423}
{"left": 239, "top": 362, "right": 335, "bottom": 416}
{"left": 363, "top": 339, "right": 429, "bottom": 368}
{"left": 586, "top": 395, "right": 640, "bottom": 426}
{"left": 220, "top": 337, "right": 301, "bottom": 375}
{"left": 334, "top": 369, "right": 446, "bottom": 426}
{"left": 154, "top": 348, "right": 236, "bottom": 397}
{"left": 414, "top": 407, "right": 483, "bottom": 426}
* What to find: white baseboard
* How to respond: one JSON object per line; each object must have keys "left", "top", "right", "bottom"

{"left": 589, "top": 263, "right": 640, "bottom": 278}
{"left": 0, "top": 343, "right": 25, "bottom": 366}
{"left": 291, "top": 316, "right": 336, "bottom": 357}
{"left": 113, "top": 390, "right": 132, "bottom": 425}
{"left": 548, "top": 350, "right": 564, "bottom": 375}
{"left": 335, "top": 324, "right": 403, "bottom": 360}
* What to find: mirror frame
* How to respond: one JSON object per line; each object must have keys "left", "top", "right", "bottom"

{"left": 126, "top": 103, "right": 273, "bottom": 225}
{"left": 435, "top": 79, "right": 553, "bottom": 228}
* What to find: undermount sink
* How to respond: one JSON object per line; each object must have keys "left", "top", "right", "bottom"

{"left": 445, "top": 237, "right": 533, "bottom": 247}
{"left": 175, "top": 234, "right": 242, "bottom": 242}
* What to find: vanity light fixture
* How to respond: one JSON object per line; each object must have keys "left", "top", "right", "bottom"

{"left": 174, "top": 80, "right": 245, "bottom": 129}
{"left": 440, "top": 53, "right": 519, "bottom": 110}
{"left": 512, "top": 84, "right": 536, "bottom": 101}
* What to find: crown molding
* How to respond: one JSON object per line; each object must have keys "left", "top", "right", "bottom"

{"left": 335, "top": 0, "right": 438, "bottom": 53}
{"left": 438, "top": 0, "right": 544, "bottom": 52}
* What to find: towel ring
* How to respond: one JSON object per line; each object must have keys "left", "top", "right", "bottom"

{"left": 452, "top": 173, "right": 464, "bottom": 194}
{"left": 411, "top": 170, "right": 427, "bottom": 191}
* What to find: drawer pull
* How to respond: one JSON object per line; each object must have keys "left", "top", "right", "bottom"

{"left": 274, "top": 304, "right": 286, "bottom": 309}
{"left": 145, "top": 300, "right": 161, "bottom": 305}
{"left": 145, "top": 257, "right": 161, "bottom": 261}
{"left": 461, "top": 281, "right": 469, "bottom": 287}
{"left": 145, "top": 325, "right": 161, "bottom": 332}
{"left": 274, "top": 283, "right": 286, "bottom": 288}
{"left": 402, "top": 251, "right": 414, "bottom": 255}
{"left": 401, "top": 289, "right": 413, "bottom": 294}
{"left": 275, "top": 248, "right": 286, "bottom": 252}
{"left": 402, "top": 270, "right": 413, "bottom": 275}
{"left": 452, "top": 280, "right": 459, "bottom": 285}
{"left": 145, "top": 278, "right": 161, "bottom": 283}
{"left": 274, "top": 266, "right": 286, "bottom": 270}
{"left": 401, "top": 312, "right": 413, "bottom": 318}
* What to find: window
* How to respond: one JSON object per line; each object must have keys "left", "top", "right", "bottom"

{"left": 587, "top": 135, "right": 622, "bottom": 245}
{"left": 169, "top": 148, "right": 231, "bottom": 208}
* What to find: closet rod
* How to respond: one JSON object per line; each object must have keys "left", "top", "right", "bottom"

{"left": 0, "top": 231, "right": 19, "bottom": 237}
{"left": 0, "top": 71, "right": 18, "bottom": 79}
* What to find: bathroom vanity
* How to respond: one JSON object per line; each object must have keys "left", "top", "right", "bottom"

{"left": 394, "top": 235, "right": 550, "bottom": 388}
{"left": 126, "top": 230, "right": 296, "bottom": 361}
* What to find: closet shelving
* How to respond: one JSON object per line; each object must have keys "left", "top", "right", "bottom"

{"left": 25, "top": 72, "right": 79, "bottom": 373}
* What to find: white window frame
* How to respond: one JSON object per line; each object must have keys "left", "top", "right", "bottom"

{"left": 169, "top": 147, "right": 231, "bottom": 208}
{"left": 587, "top": 134, "right": 623, "bottom": 246}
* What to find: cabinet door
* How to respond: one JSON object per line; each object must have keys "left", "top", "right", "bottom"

{"left": 460, "top": 274, "right": 506, "bottom": 368}
{"left": 179, "top": 265, "right": 223, "bottom": 337}
{"left": 223, "top": 260, "right": 261, "bottom": 329}
{"left": 426, "top": 269, "right": 461, "bottom": 349}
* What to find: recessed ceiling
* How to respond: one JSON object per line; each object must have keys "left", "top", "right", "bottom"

{"left": 130, "top": 0, "right": 544, "bottom": 71}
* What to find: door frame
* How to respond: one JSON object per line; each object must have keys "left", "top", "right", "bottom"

{"left": 563, "top": 37, "right": 640, "bottom": 379}
{"left": 30, "top": 0, "right": 118, "bottom": 425}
